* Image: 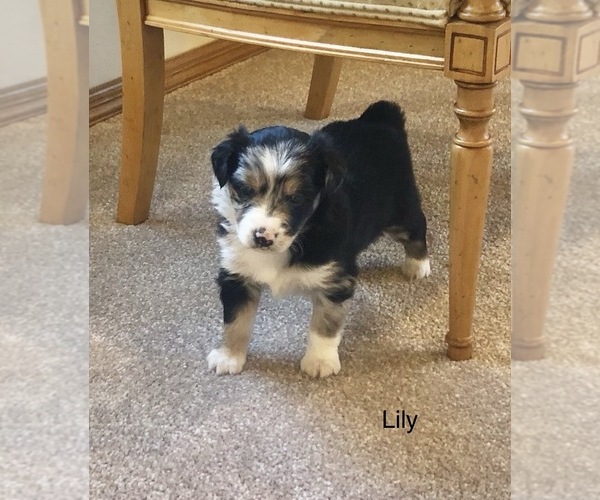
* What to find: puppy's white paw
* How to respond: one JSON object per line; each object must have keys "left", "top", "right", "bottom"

{"left": 207, "top": 347, "right": 246, "bottom": 375}
{"left": 402, "top": 256, "right": 431, "bottom": 280}
{"left": 301, "top": 349, "right": 341, "bottom": 378}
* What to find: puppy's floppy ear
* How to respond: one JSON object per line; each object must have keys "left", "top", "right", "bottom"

{"left": 308, "top": 131, "right": 346, "bottom": 192}
{"left": 211, "top": 126, "right": 251, "bottom": 188}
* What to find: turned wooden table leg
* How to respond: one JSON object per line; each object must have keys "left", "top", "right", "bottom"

{"left": 446, "top": 82, "right": 495, "bottom": 360}
{"left": 116, "top": 0, "right": 165, "bottom": 225}
{"left": 304, "top": 55, "right": 342, "bottom": 120}
{"left": 38, "top": 0, "right": 88, "bottom": 224}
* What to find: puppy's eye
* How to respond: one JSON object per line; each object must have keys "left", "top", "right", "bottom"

{"left": 288, "top": 194, "right": 305, "bottom": 205}
{"left": 236, "top": 185, "right": 254, "bottom": 199}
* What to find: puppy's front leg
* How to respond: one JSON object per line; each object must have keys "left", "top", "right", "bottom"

{"left": 207, "top": 270, "right": 261, "bottom": 375}
{"left": 301, "top": 295, "right": 346, "bottom": 378}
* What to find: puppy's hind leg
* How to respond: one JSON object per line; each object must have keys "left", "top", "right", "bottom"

{"left": 208, "top": 270, "right": 261, "bottom": 375}
{"left": 386, "top": 210, "right": 431, "bottom": 280}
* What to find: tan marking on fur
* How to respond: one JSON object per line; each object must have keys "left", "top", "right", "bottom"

{"left": 242, "top": 168, "right": 267, "bottom": 193}
{"left": 280, "top": 176, "right": 301, "bottom": 196}
{"left": 270, "top": 208, "right": 289, "bottom": 226}
{"left": 223, "top": 295, "right": 260, "bottom": 354}
{"left": 310, "top": 296, "right": 346, "bottom": 338}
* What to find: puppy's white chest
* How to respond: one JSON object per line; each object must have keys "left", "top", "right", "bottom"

{"left": 220, "top": 238, "right": 335, "bottom": 297}
{"left": 254, "top": 263, "right": 301, "bottom": 297}
{"left": 240, "top": 252, "right": 291, "bottom": 295}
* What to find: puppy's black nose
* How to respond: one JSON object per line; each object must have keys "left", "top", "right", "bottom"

{"left": 254, "top": 235, "right": 273, "bottom": 248}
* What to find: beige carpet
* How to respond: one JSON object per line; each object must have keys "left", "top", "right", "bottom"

{"left": 0, "top": 116, "right": 89, "bottom": 499}
{"left": 511, "top": 77, "right": 600, "bottom": 498}
{"left": 90, "top": 50, "right": 510, "bottom": 499}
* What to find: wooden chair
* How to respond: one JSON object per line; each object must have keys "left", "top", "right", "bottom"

{"left": 39, "top": 0, "right": 89, "bottom": 224}
{"left": 512, "top": 0, "right": 600, "bottom": 360}
{"left": 115, "top": 0, "right": 511, "bottom": 361}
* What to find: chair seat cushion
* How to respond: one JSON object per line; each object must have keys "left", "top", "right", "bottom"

{"left": 226, "top": 0, "right": 511, "bottom": 27}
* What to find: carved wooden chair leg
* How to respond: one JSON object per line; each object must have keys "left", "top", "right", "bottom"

{"left": 39, "top": 0, "right": 88, "bottom": 224}
{"left": 511, "top": 1, "right": 600, "bottom": 359}
{"left": 116, "top": 0, "right": 165, "bottom": 225}
{"left": 512, "top": 83, "right": 577, "bottom": 360}
{"left": 446, "top": 82, "right": 495, "bottom": 360}
{"left": 304, "top": 55, "right": 342, "bottom": 120}
{"left": 443, "top": 2, "right": 510, "bottom": 360}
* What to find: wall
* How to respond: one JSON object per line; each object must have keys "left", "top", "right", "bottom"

{"left": 0, "top": 0, "right": 46, "bottom": 89}
{"left": 89, "top": 1, "right": 213, "bottom": 88}
{"left": 0, "top": 0, "right": 214, "bottom": 91}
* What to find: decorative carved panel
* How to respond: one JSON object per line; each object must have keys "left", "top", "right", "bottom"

{"left": 513, "top": 18, "right": 600, "bottom": 83}
{"left": 444, "top": 19, "right": 511, "bottom": 83}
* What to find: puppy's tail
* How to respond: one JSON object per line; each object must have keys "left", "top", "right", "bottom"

{"left": 358, "top": 100, "right": 406, "bottom": 131}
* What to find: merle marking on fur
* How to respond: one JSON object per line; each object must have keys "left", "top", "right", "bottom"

{"left": 207, "top": 101, "right": 431, "bottom": 378}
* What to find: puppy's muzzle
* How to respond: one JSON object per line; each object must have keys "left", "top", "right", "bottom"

{"left": 253, "top": 227, "right": 277, "bottom": 249}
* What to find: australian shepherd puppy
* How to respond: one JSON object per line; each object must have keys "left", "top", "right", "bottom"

{"left": 208, "top": 101, "right": 430, "bottom": 378}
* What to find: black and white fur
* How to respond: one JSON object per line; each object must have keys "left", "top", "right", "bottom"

{"left": 208, "top": 101, "right": 430, "bottom": 378}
